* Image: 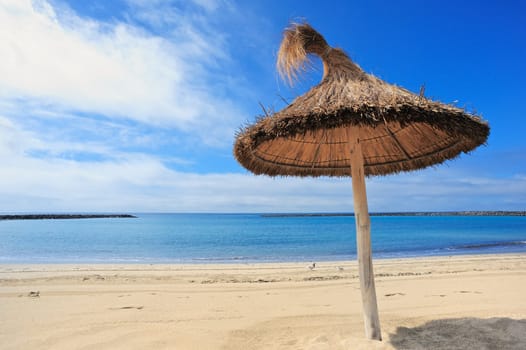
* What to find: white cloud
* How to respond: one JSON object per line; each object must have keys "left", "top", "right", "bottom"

{"left": 0, "top": 108, "right": 526, "bottom": 212}
{"left": 1, "top": 117, "right": 524, "bottom": 213}
{"left": 0, "top": 0, "right": 245, "bottom": 145}
{"left": 366, "top": 169, "right": 526, "bottom": 211}
{"left": 2, "top": 116, "right": 525, "bottom": 213}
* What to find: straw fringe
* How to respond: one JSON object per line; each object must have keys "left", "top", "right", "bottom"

{"left": 234, "top": 105, "right": 489, "bottom": 177}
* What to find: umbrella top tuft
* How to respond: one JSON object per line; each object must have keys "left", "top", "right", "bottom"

{"left": 277, "top": 22, "right": 330, "bottom": 85}
{"left": 277, "top": 22, "right": 366, "bottom": 85}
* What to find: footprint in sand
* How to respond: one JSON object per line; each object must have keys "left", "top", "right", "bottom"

{"left": 109, "top": 306, "right": 144, "bottom": 310}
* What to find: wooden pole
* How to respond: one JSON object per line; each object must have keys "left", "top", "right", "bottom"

{"left": 349, "top": 128, "right": 382, "bottom": 341}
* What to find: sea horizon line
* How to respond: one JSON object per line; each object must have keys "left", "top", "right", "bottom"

{"left": 1, "top": 211, "right": 525, "bottom": 220}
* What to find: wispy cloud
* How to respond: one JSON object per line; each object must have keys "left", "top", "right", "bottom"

{"left": 0, "top": 0, "right": 245, "bottom": 145}
{"left": 1, "top": 110, "right": 524, "bottom": 213}
{"left": 0, "top": 0, "right": 272, "bottom": 213}
{"left": 367, "top": 170, "right": 526, "bottom": 212}
{"left": 1, "top": 117, "right": 524, "bottom": 213}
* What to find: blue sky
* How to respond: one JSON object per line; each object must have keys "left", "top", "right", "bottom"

{"left": 0, "top": 0, "right": 525, "bottom": 213}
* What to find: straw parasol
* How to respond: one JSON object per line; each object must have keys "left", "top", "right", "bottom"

{"left": 234, "top": 23, "right": 489, "bottom": 340}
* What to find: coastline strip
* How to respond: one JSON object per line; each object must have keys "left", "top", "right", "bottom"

{"left": 262, "top": 211, "right": 526, "bottom": 217}
{"left": 0, "top": 214, "right": 137, "bottom": 220}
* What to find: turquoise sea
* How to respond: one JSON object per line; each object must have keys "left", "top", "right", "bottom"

{"left": 0, "top": 214, "right": 525, "bottom": 264}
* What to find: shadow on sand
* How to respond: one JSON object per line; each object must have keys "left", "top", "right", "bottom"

{"left": 390, "top": 317, "right": 526, "bottom": 350}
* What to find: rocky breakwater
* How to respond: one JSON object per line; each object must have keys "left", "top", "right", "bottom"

{"left": 0, "top": 214, "right": 137, "bottom": 220}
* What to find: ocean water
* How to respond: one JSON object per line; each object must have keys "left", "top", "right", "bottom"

{"left": 0, "top": 214, "right": 525, "bottom": 264}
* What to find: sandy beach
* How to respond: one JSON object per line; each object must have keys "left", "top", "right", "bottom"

{"left": 1, "top": 254, "right": 525, "bottom": 349}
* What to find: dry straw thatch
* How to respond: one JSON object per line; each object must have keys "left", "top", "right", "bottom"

{"left": 234, "top": 23, "right": 489, "bottom": 177}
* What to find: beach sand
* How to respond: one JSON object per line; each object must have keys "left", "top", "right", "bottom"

{"left": 1, "top": 254, "right": 525, "bottom": 349}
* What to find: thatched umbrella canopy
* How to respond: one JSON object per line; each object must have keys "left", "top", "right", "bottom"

{"left": 234, "top": 23, "right": 489, "bottom": 341}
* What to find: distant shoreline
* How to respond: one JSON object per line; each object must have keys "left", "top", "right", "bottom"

{"left": 1, "top": 212, "right": 525, "bottom": 220}
{"left": 262, "top": 211, "right": 526, "bottom": 217}
{"left": 0, "top": 214, "right": 137, "bottom": 221}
